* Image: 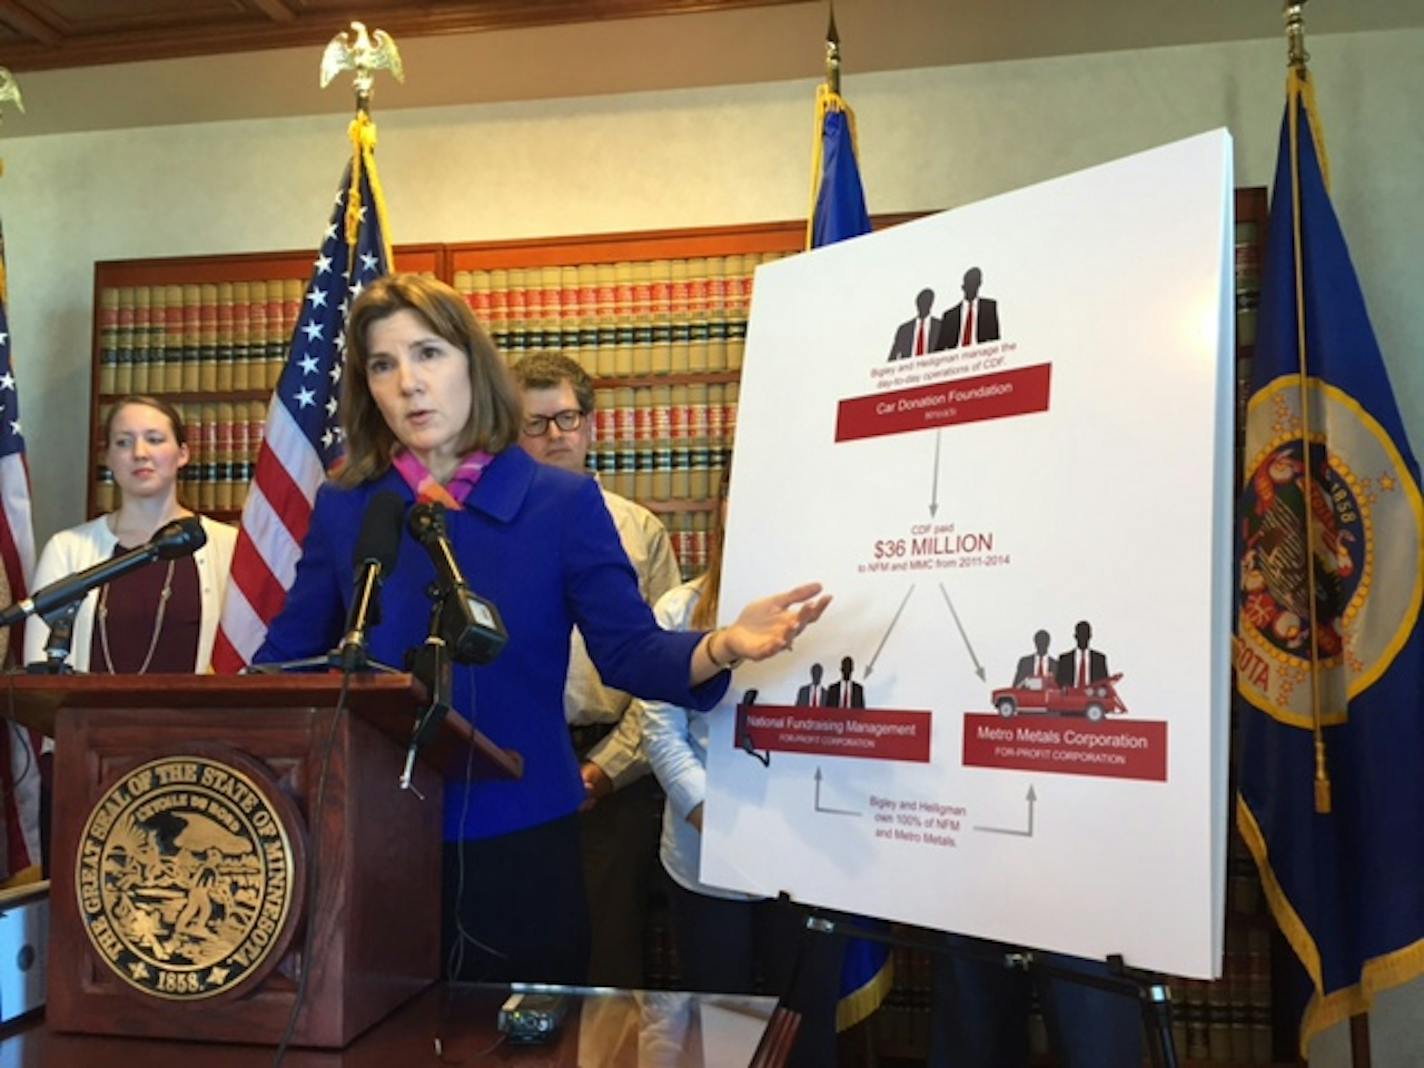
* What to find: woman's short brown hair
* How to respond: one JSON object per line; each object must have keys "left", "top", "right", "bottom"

{"left": 337, "top": 274, "right": 522, "bottom": 487}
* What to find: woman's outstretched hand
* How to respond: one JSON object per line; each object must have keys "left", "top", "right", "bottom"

{"left": 721, "top": 582, "right": 832, "bottom": 663}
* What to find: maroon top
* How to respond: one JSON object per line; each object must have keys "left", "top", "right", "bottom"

{"left": 88, "top": 547, "right": 201, "bottom": 674}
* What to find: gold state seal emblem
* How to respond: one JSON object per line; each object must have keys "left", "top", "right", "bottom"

{"left": 76, "top": 754, "right": 301, "bottom": 1000}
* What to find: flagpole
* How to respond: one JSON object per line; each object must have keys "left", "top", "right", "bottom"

{"left": 1281, "top": 7, "right": 1372, "bottom": 1064}
{"left": 1279, "top": 0, "right": 1335, "bottom": 818}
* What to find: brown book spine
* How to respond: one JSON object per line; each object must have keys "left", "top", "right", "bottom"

{"left": 487, "top": 268, "right": 509, "bottom": 357}
{"left": 669, "top": 384, "right": 689, "bottom": 500}
{"left": 98, "top": 289, "right": 119, "bottom": 396}
{"left": 592, "top": 391, "right": 616, "bottom": 484}
{"left": 707, "top": 383, "right": 725, "bottom": 485}
{"left": 215, "top": 402, "right": 235, "bottom": 512}
{"left": 651, "top": 385, "right": 672, "bottom": 501}
{"left": 706, "top": 256, "right": 728, "bottom": 372}
{"left": 131, "top": 286, "right": 152, "bottom": 395}
{"left": 633, "top": 386, "right": 653, "bottom": 501}
{"left": 649, "top": 259, "right": 672, "bottom": 376}
{"left": 269, "top": 279, "right": 289, "bottom": 388}
{"left": 506, "top": 267, "right": 528, "bottom": 361}
{"left": 631, "top": 262, "right": 653, "bottom": 375}
{"left": 594, "top": 264, "right": 617, "bottom": 377}
{"left": 668, "top": 259, "right": 690, "bottom": 374}
{"left": 686, "top": 256, "right": 709, "bottom": 373}
{"left": 243, "top": 281, "right": 267, "bottom": 391}
{"left": 559, "top": 266, "right": 580, "bottom": 361}
{"left": 114, "top": 286, "right": 135, "bottom": 395}
{"left": 177, "top": 284, "right": 200, "bottom": 392}
{"left": 199, "top": 403, "right": 219, "bottom": 513}
{"left": 687, "top": 382, "right": 709, "bottom": 500}
{"left": 226, "top": 282, "right": 247, "bottom": 393}
{"left": 613, "top": 262, "right": 635, "bottom": 376}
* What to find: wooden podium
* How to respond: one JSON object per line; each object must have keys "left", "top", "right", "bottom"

{"left": 10, "top": 673, "right": 520, "bottom": 1049}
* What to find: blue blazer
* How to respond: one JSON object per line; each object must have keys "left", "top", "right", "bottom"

{"left": 256, "top": 449, "right": 728, "bottom": 841}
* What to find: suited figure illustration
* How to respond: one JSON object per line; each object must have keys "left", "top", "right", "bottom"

{"left": 825, "top": 656, "right": 866, "bottom": 709}
{"left": 1055, "top": 620, "right": 1109, "bottom": 689}
{"left": 937, "top": 267, "right": 1000, "bottom": 349}
{"left": 796, "top": 663, "right": 828, "bottom": 707}
{"left": 888, "top": 288, "right": 940, "bottom": 361}
{"left": 1012, "top": 629, "right": 1057, "bottom": 687}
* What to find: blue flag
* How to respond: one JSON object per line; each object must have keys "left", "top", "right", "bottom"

{"left": 806, "top": 82, "right": 894, "bottom": 1031}
{"left": 1235, "top": 68, "right": 1424, "bottom": 1056}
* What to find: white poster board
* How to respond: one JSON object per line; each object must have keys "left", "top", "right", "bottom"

{"left": 706, "top": 130, "right": 1235, "bottom": 978}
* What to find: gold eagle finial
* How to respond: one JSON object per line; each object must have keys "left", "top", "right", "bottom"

{"left": 320, "top": 21, "right": 404, "bottom": 110}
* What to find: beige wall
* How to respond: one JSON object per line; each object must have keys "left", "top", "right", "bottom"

{"left": 1, "top": 27, "right": 1422, "bottom": 1059}
{"left": 4, "top": 27, "right": 1421, "bottom": 546}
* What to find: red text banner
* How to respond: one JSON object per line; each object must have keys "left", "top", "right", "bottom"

{"left": 834, "top": 364, "right": 1052, "bottom": 443}
{"left": 736, "top": 705, "right": 932, "bottom": 763}
{"left": 961, "top": 713, "right": 1168, "bottom": 782}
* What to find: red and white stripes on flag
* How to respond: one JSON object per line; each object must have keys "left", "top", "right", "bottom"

{"left": 0, "top": 220, "right": 43, "bottom": 882}
{"left": 212, "top": 117, "right": 394, "bottom": 673}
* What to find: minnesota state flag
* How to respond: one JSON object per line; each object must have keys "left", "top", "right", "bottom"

{"left": 1235, "top": 66, "right": 1424, "bottom": 1055}
{"left": 806, "top": 79, "right": 893, "bottom": 1032}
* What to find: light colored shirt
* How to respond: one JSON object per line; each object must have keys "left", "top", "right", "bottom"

{"left": 565, "top": 488, "right": 682, "bottom": 788}
{"left": 640, "top": 577, "right": 756, "bottom": 901}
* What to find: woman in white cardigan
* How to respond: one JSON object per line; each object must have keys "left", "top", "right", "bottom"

{"left": 23, "top": 395, "right": 236, "bottom": 674}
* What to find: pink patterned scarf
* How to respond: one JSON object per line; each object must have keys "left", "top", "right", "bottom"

{"left": 391, "top": 448, "right": 494, "bottom": 509}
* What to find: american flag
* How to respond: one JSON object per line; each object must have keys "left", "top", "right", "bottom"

{"left": 0, "top": 220, "right": 41, "bottom": 881}
{"left": 212, "top": 149, "right": 392, "bottom": 672}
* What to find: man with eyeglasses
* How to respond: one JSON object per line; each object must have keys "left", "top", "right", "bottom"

{"left": 512, "top": 351, "right": 682, "bottom": 989}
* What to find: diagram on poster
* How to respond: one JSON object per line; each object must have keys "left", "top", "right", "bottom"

{"left": 704, "top": 130, "right": 1235, "bottom": 979}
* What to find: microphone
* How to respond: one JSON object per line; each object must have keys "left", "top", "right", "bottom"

{"left": 0, "top": 515, "right": 207, "bottom": 630}
{"left": 407, "top": 502, "right": 507, "bottom": 665}
{"left": 337, "top": 491, "right": 406, "bottom": 672}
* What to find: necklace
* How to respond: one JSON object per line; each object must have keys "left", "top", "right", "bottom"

{"left": 97, "top": 559, "right": 176, "bottom": 675}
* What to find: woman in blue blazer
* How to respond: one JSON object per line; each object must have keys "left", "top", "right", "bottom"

{"left": 257, "top": 274, "right": 827, "bottom": 985}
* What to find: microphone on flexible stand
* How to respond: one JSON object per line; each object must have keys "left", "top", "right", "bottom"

{"left": 6, "top": 515, "right": 208, "bottom": 673}
{"left": 407, "top": 502, "right": 507, "bottom": 666}
{"left": 337, "top": 491, "right": 406, "bottom": 673}
{"left": 397, "top": 502, "right": 506, "bottom": 795}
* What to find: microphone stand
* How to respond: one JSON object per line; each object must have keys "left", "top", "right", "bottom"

{"left": 27, "top": 600, "right": 83, "bottom": 675}
{"left": 400, "top": 584, "right": 456, "bottom": 798}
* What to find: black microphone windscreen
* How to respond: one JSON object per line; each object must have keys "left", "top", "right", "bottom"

{"left": 354, "top": 491, "right": 407, "bottom": 577}
{"left": 152, "top": 516, "right": 207, "bottom": 559}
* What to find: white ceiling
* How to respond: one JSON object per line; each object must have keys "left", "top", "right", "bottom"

{"left": 5, "top": 0, "right": 1420, "bottom": 137}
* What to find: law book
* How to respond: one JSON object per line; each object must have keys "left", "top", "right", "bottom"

{"left": 271, "top": 278, "right": 293, "bottom": 388}
{"left": 594, "top": 263, "right": 617, "bottom": 377}
{"left": 97, "top": 289, "right": 119, "bottom": 396}
{"left": 199, "top": 402, "right": 219, "bottom": 513}
{"left": 178, "top": 284, "right": 200, "bottom": 392}
{"left": 213, "top": 282, "right": 234, "bottom": 395}
{"left": 487, "top": 268, "right": 509, "bottom": 354}
{"left": 198, "top": 284, "right": 219, "bottom": 393}
{"left": 241, "top": 281, "right": 264, "bottom": 391}
{"left": 559, "top": 266, "right": 580, "bottom": 359}
{"left": 613, "top": 261, "right": 636, "bottom": 376}
{"left": 669, "top": 384, "right": 689, "bottom": 500}
{"left": 651, "top": 384, "right": 672, "bottom": 501}
{"left": 506, "top": 267, "right": 528, "bottom": 361}
{"left": 649, "top": 259, "right": 672, "bottom": 376}
{"left": 633, "top": 386, "right": 653, "bottom": 501}
{"left": 114, "top": 286, "right": 135, "bottom": 395}
{"left": 706, "top": 256, "right": 728, "bottom": 372}
{"left": 131, "top": 286, "right": 152, "bottom": 395}
{"left": 726, "top": 254, "right": 750, "bottom": 372}
{"left": 631, "top": 261, "right": 652, "bottom": 375}
{"left": 226, "top": 282, "right": 247, "bottom": 393}
{"left": 668, "top": 259, "right": 690, "bottom": 374}
{"left": 686, "top": 257, "right": 709, "bottom": 374}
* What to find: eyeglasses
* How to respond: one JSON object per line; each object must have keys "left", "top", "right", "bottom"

{"left": 522, "top": 408, "right": 586, "bottom": 437}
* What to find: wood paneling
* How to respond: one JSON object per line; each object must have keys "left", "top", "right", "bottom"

{"left": 0, "top": 0, "right": 803, "bottom": 72}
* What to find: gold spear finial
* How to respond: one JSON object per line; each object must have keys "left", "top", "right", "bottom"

{"left": 1284, "top": 0, "right": 1309, "bottom": 72}
{"left": 825, "top": 2, "right": 841, "bottom": 95}
{"left": 320, "top": 21, "right": 404, "bottom": 114}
